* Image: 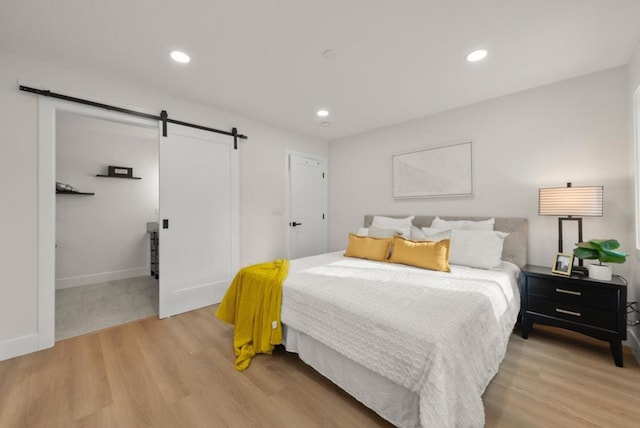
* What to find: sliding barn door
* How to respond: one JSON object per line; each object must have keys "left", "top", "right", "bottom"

{"left": 159, "top": 123, "right": 238, "bottom": 318}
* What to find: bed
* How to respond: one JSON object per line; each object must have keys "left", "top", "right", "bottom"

{"left": 280, "top": 215, "right": 528, "bottom": 428}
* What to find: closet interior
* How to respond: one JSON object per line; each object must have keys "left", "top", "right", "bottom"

{"left": 55, "top": 111, "right": 159, "bottom": 340}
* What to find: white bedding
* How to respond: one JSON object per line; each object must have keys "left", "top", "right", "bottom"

{"left": 281, "top": 251, "right": 521, "bottom": 428}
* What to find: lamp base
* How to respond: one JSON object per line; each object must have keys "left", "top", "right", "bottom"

{"left": 571, "top": 266, "right": 588, "bottom": 276}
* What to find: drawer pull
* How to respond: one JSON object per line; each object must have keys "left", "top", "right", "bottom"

{"left": 555, "top": 288, "right": 581, "bottom": 296}
{"left": 556, "top": 308, "right": 581, "bottom": 317}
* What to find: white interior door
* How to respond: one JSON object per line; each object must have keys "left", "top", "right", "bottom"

{"left": 159, "top": 123, "right": 238, "bottom": 318}
{"left": 289, "top": 153, "right": 327, "bottom": 259}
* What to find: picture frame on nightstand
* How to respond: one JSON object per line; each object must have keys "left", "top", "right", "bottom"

{"left": 552, "top": 253, "right": 573, "bottom": 276}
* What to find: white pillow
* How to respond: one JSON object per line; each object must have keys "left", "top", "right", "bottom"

{"left": 431, "top": 216, "right": 495, "bottom": 231}
{"left": 368, "top": 226, "right": 399, "bottom": 238}
{"left": 356, "top": 227, "right": 369, "bottom": 237}
{"left": 421, "top": 227, "right": 452, "bottom": 242}
{"left": 371, "top": 215, "right": 414, "bottom": 238}
{"left": 448, "top": 229, "right": 508, "bottom": 269}
{"left": 410, "top": 225, "right": 427, "bottom": 241}
{"left": 357, "top": 226, "right": 399, "bottom": 238}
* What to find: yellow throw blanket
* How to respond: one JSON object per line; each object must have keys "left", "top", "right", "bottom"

{"left": 215, "top": 259, "right": 289, "bottom": 371}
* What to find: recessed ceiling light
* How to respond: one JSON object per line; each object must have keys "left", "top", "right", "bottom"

{"left": 466, "top": 49, "right": 488, "bottom": 62}
{"left": 170, "top": 51, "right": 191, "bottom": 64}
{"left": 317, "top": 110, "right": 329, "bottom": 117}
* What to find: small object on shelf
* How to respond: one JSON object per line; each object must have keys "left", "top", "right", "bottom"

{"left": 56, "top": 181, "right": 78, "bottom": 193}
{"left": 55, "top": 181, "right": 94, "bottom": 195}
{"left": 109, "top": 165, "right": 133, "bottom": 178}
{"left": 96, "top": 165, "right": 141, "bottom": 179}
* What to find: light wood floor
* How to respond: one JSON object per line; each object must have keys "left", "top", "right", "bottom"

{"left": 1, "top": 305, "right": 639, "bottom": 428}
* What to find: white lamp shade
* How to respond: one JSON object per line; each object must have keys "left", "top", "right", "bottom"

{"left": 538, "top": 186, "right": 603, "bottom": 216}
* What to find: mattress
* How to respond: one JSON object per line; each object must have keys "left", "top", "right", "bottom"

{"left": 281, "top": 251, "right": 521, "bottom": 428}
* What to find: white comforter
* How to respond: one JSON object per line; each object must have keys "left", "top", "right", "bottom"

{"left": 281, "top": 251, "right": 520, "bottom": 428}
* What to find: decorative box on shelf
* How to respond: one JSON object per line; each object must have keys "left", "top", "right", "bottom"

{"left": 108, "top": 165, "right": 132, "bottom": 178}
{"left": 96, "top": 165, "right": 141, "bottom": 180}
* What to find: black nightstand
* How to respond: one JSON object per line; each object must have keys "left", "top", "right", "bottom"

{"left": 520, "top": 265, "right": 627, "bottom": 367}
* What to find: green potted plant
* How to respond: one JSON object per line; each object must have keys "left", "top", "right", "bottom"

{"left": 573, "top": 239, "right": 628, "bottom": 280}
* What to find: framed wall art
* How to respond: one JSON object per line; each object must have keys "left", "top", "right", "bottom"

{"left": 392, "top": 141, "right": 473, "bottom": 199}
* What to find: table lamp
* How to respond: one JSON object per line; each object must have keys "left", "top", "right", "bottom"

{"left": 538, "top": 182, "right": 603, "bottom": 267}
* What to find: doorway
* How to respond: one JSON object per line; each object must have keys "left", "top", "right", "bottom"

{"left": 37, "top": 97, "right": 239, "bottom": 352}
{"left": 285, "top": 152, "right": 327, "bottom": 259}
{"left": 55, "top": 111, "right": 159, "bottom": 340}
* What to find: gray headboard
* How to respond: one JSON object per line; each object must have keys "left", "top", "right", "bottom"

{"left": 363, "top": 215, "right": 528, "bottom": 268}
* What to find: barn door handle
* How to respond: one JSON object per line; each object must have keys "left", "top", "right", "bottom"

{"left": 289, "top": 222, "right": 302, "bottom": 227}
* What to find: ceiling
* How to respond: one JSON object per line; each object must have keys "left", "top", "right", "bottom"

{"left": 2, "top": 1, "right": 640, "bottom": 141}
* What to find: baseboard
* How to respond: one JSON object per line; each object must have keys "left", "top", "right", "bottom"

{"left": 56, "top": 266, "right": 150, "bottom": 289}
{"left": 627, "top": 328, "right": 640, "bottom": 364}
{"left": 0, "top": 333, "right": 39, "bottom": 362}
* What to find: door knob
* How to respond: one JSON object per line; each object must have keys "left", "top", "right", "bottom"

{"left": 289, "top": 222, "right": 302, "bottom": 227}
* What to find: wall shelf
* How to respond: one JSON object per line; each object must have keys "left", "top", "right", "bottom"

{"left": 96, "top": 174, "right": 142, "bottom": 180}
{"left": 56, "top": 190, "right": 95, "bottom": 195}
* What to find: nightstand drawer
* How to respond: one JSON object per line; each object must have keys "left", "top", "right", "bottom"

{"left": 528, "top": 296, "right": 618, "bottom": 331}
{"left": 527, "top": 277, "right": 618, "bottom": 309}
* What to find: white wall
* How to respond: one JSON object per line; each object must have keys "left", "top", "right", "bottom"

{"left": 55, "top": 112, "right": 158, "bottom": 288}
{"left": 626, "top": 37, "right": 640, "bottom": 359}
{"left": 0, "top": 51, "right": 327, "bottom": 359}
{"left": 329, "top": 66, "right": 633, "bottom": 286}
{"left": 629, "top": 38, "right": 640, "bottom": 98}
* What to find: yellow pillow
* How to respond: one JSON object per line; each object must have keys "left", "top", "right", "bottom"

{"left": 344, "top": 233, "right": 392, "bottom": 261}
{"left": 388, "top": 236, "right": 451, "bottom": 272}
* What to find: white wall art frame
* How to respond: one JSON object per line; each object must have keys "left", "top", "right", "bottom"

{"left": 393, "top": 141, "right": 473, "bottom": 199}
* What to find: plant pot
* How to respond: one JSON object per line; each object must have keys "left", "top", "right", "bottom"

{"left": 588, "top": 264, "right": 612, "bottom": 281}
